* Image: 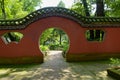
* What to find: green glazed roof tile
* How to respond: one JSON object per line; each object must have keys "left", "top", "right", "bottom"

{"left": 0, "top": 7, "right": 120, "bottom": 30}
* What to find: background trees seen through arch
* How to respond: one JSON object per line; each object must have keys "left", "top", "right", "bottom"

{"left": 39, "top": 28, "right": 69, "bottom": 53}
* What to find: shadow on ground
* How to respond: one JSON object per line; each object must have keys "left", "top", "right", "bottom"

{"left": 0, "top": 51, "right": 115, "bottom": 80}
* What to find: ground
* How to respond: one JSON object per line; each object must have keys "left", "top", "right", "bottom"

{"left": 0, "top": 51, "right": 115, "bottom": 80}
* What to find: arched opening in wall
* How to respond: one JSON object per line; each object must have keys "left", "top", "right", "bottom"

{"left": 39, "top": 28, "right": 70, "bottom": 59}
{"left": 1, "top": 32, "right": 24, "bottom": 44}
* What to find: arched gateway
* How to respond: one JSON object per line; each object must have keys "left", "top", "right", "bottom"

{"left": 1, "top": 7, "right": 120, "bottom": 64}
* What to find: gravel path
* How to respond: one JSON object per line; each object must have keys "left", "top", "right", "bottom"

{"left": 0, "top": 51, "right": 115, "bottom": 80}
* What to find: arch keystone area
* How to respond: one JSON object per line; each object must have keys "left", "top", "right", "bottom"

{"left": 1, "top": 7, "right": 120, "bottom": 64}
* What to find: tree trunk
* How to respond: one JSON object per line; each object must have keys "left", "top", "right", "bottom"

{"left": 96, "top": 0, "right": 105, "bottom": 16}
{"left": 1, "top": 0, "right": 6, "bottom": 19}
{"left": 95, "top": 30, "right": 100, "bottom": 40}
{"left": 0, "top": 0, "right": 6, "bottom": 19}
{"left": 59, "top": 33, "right": 62, "bottom": 45}
{"left": 95, "top": 0, "right": 105, "bottom": 40}
{"left": 82, "top": 0, "right": 90, "bottom": 16}
{"left": 8, "top": 33, "right": 15, "bottom": 41}
{"left": 89, "top": 30, "right": 94, "bottom": 41}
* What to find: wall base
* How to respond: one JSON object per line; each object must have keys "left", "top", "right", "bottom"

{"left": 0, "top": 56, "right": 43, "bottom": 64}
{"left": 66, "top": 53, "right": 120, "bottom": 62}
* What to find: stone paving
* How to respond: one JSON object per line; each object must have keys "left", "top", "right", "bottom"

{"left": 0, "top": 51, "right": 115, "bottom": 80}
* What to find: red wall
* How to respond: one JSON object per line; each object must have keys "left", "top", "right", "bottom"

{"left": 0, "top": 17, "right": 120, "bottom": 63}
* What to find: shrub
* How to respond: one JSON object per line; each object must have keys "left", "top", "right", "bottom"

{"left": 110, "top": 58, "right": 120, "bottom": 67}
{"left": 40, "top": 45, "right": 49, "bottom": 51}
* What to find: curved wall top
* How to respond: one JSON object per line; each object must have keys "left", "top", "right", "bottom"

{"left": 0, "top": 7, "right": 120, "bottom": 30}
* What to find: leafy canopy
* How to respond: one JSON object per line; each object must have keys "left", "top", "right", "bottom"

{"left": 0, "top": 0, "right": 41, "bottom": 19}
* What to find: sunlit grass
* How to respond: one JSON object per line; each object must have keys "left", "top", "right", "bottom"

{"left": 0, "top": 69, "right": 10, "bottom": 75}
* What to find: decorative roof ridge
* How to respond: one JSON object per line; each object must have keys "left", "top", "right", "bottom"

{"left": 0, "top": 7, "right": 120, "bottom": 30}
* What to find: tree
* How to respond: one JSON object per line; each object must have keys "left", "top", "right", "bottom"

{"left": 71, "top": 2, "right": 85, "bottom": 16}
{"left": 105, "top": 0, "right": 120, "bottom": 17}
{"left": 71, "top": 0, "right": 94, "bottom": 16}
{"left": 21, "top": 0, "right": 41, "bottom": 12}
{"left": 40, "top": 28, "right": 69, "bottom": 51}
{"left": 52, "top": 28, "right": 66, "bottom": 45}
{"left": 57, "top": 0, "right": 65, "bottom": 8}
{"left": 72, "top": 0, "right": 105, "bottom": 40}
{"left": 72, "top": 0, "right": 120, "bottom": 17}
{"left": 0, "top": 0, "right": 6, "bottom": 19}
{"left": 40, "top": 28, "right": 53, "bottom": 45}
{"left": 0, "top": 0, "right": 42, "bottom": 19}
{"left": 95, "top": 0, "right": 105, "bottom": 40}
{"left": 81, "top": 0, "right": 90, "bottom": 16}
{"left": 95, "top": 0, "right": 105, "bottom": 16}
{"left": 71, "top": 0, "right": 105, "bottom": 16}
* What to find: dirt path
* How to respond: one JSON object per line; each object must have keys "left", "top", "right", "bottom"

{"left": 0, "top": 51, "right": 115, "bottom": 80}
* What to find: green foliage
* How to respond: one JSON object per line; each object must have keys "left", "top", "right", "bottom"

{"left": 110, "top": 58, "right": 120, "bottom": 67}
{"left": 57, "top": 0, "right": 65, "bottom": 8}
{"left": 62, "top": 43, "right": 69, "bottom": 52}
{"left": 105, "top": 0, "right": 120, "bottom": 17}
{"left": 39, "top": 28, "right": 69, "bottom": 52}
{"left": 0, "top": 0, "right": 41, "bottom": 19}
{"left": 71, "top": 2, "right": 85, "bottom": 16}
{"left": 40, "top": 45, "right": 49, "bottom": 51}
{"left": 2, "top": 32, "right": 23, "bottom": 43}
{"left": 71, "top": 0, "right": 96, "bottom": 16}
{"left": 72, "top": 0, "right": 120, "bottom": 17}
{"left": 86, "top": 30, "right": 104, "bottom": 42}
{"left": 40, "top": 28, "right": 54, "bottom": 45}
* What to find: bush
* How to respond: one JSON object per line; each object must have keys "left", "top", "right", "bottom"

{"left": 40, "top": 45, "right": 49, "bottom": 51}
{"left": 110, "top": 58, "right": 120, "bottom": 67}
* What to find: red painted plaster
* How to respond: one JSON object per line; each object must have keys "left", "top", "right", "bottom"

{"left": 0, "top": 17, "right": 120, "bottom": 63}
